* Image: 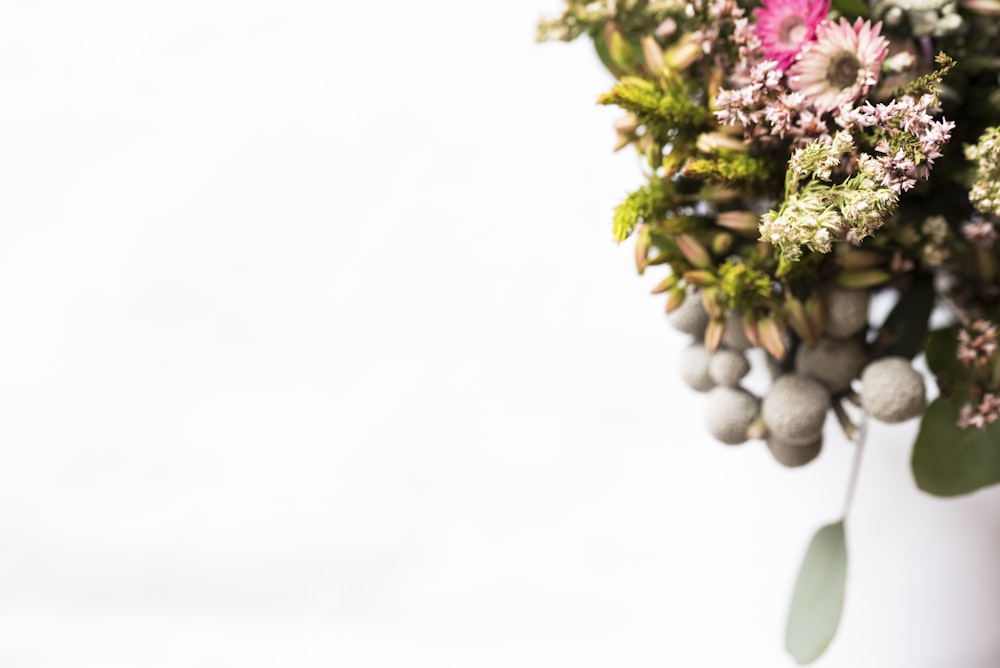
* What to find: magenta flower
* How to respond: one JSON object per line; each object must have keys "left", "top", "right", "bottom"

{"left": 787, "top": 18, "right": 889, "bottom": 112}
{"left": 753, "top": 0, "right": 830, "bottom": 70}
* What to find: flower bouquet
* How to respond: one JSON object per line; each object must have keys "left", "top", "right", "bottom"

{"left": 539, "top": 0, "right": 1000, "bottom": 662}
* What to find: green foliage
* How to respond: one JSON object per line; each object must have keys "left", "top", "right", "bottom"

{"left": 785, "top": 521, "right": 848, "bottom": 665}
{"left": 925, "top": 326, "right": 961, "bottom": 379}
{"left": 537, "top": 0, "right": 680, "bottom": 44}
{"left": 870, "top": 274, "right": 936, "bottom": 360}
{"left": 597, "top": 77, "right": 711, "bottom": 139}
{"left": 612, "top": 179, "right": 673, "bottom": 242}
{"left": 831, "top": 0, "right": 869, "bottom": 18}
{"left": 912, "top": 398, "right": 1000, "bottom": 496}
{"left": 898, "top": 52, "right": 956, "bottom": 99}
{"left": 965, "top": 126, "right": 1000, "bottom": 216}
{"left": 715, "top": 258, "right": 774, "bottom": 312}
{"left": 683, "top": 155, "right": 772, "bottom": 186}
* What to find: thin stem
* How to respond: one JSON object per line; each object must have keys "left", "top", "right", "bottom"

{"left": 842, "top": 412, "right": 868, "bottom": 522}
{"left": 832, "top": 400, "right": 858, "bottom": 441}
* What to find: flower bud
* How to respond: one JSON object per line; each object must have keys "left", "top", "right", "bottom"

{"left": 784, "top": 295, "right": 815, "bottom": 346}
{"left": 664, "top": 286, "right": 686, "bottom": 314}
{"left": 663, "top": 35, "right": 702, "bottom": 70}
{"left": 634, "top": 224, "right": 650, "bottom": 274}
{"left": 641, "top": 36, "right": 665, "bottom": 73}
{"left": 757, "top": 316, "right": 787, "bottom": 360}
{"left": 961, "top": 0, "right": 1000, "bottom": 15}
{"left": 614, "top": 114, "right": 639, "bottom": 134}
{"left": 704, "top": 318, "right": 725, "bottom": 352}
{"left": 652, "top": 274, "right": 679, "bottom": 296}
{"left": 604, "top": 22, "right": 636, "bottom": 73}
{"left": 676, "top": 234, "right": 713, "bottom": 269}
{"left": 655, "top": 18, "right": 677, "bottom": 37}
{"left": 711, "top": 232, "right": 734, "bottom": 255}
{"left": 701, "top": 287, "right": 724, "bottom": 319}
{"left": 715, "top": 211, "right": 759, "bottom": 235}
{"left": 696, "top": 132, "right": 747, "bottom": 154}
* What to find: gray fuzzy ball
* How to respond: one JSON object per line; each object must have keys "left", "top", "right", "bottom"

{"left": 766, "top": 435, "right": 822, "bottom": 468}
{"left": 705, "top": 386, "right": 760, "bottom": 445}
{"left": 860, "top": 356, "right": 926, "bottom": 423}
{"left": 708, "top": 349, "right": 751, "bottom": 387}
{"left": 762, "top": 374, "right": 831, "bottom": 446}
{"left": 795, "top": 337, "right": 866, "bottom": 393}
{"left": 722, "top": 312, "right": 753, "bottom": 351}
{"left": 824, "top": 288, "right": 870, "bottom": 338}
{"left": 668, "top": 291, "right": 709, "bottom": 336}
{"left": 679, "top": 343, "right": 715, "bottom": 392}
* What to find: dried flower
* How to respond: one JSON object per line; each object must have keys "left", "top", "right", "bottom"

{"left": 967, "top": 127, "right": 1000, "bottom": 216}
{"left": 958, "top": 393, "right": 1000, "bottom": 430}
{"left": 962, "top": 218, "right": 998, "bottom": 246}
{"left": 957, "top": 319, "right": 998, "bottom": 367}
{"left": 752, "top": 0, "right": 829, "bottom": 69}
{"left": 787, "top": 19, "right": 889, "bottom": 112}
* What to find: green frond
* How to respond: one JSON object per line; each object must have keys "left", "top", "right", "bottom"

{"left": 597, "top": 77, "right": 711, "bottom": 139}
{"left": 683, "top": 155, "right": 772, "bottom": 186}
{"left": 612, "top": 179, "right": 674, "bottom": 242}
{"left": 715, "top": 258, "right": 775, "bottom": 312}
{"left": 898, "top": 52, "right": 955, "bottom": 98}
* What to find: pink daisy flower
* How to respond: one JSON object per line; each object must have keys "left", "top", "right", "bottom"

{"left": 787, "top": 18, "right": 889, "bottom": 112}
{"left": 753, "top": 0, "right": 830, "bottom": 70}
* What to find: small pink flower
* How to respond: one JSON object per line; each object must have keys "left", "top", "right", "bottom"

{"left": 787, "top": 18, "right": 889, "bottom": 112}
{"left": 753, "top": 0, "right": 829, "bottom": 69}
{"left": 957, "top": 319, "right": 999, "bottom": 367}
{"left": 958, "top": 393, "right": 1000, "bottom": 430}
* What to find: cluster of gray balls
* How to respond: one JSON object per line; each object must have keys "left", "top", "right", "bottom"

{"left": 671, "top": 287, "right": 927, "bottom": 467}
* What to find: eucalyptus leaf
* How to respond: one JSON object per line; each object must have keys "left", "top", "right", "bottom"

{"left": 924, "top": 327, "right": 959, "bottom": 377}
{"left": 871, "top": 274, "right": 935, "bottom": 360}
{"left": 912, "top": 398, "right": 1000, "bottom": 496}
{"left": 785, "top": 521, "right": 847, "bottom": 665}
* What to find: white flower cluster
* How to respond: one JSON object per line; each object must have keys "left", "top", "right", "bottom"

{"left": 966, "top": 126, "right": 1000, "bottom": 216}
{"left": 759, "top": 189, "right": 842, "bottom": 259}
{"left": 760, "top": 131, "right": 897, "bottom": 258}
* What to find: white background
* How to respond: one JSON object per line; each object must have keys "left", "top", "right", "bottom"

{"left": 1, "top": 1, "right": 1000, "bottom": 666}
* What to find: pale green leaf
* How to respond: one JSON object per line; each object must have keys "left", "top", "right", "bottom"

{"left": 785, "top": 521, "right": 847, "bottom": 665}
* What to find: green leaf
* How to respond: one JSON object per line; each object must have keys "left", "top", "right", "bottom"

{"left": 912, "top": 398, "right": 1000, "bottom": 496}
{"left": 924, "top": 327, "right": 959, "bottom": 377}
{"left": 871, "top": 274, "right": 935, "bottom": 360}
{"left": 785, "top": 521, "right": 847, "bottom": 665}
{"left": 831, "top": 0, "right": 870, "bottom": 18}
